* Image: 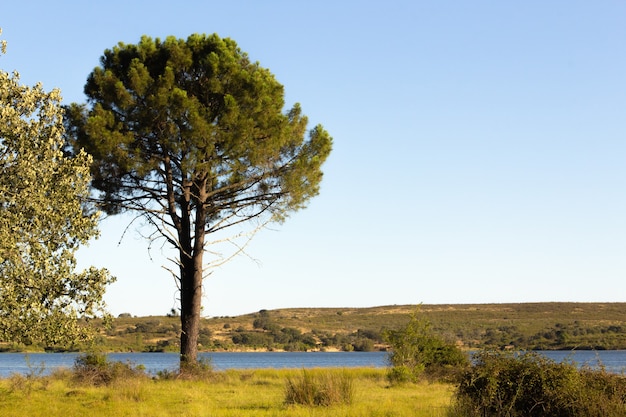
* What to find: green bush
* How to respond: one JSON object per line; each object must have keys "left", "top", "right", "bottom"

{"left": 351, "top": 338, "right": 375, "bottom": 352}
{"left": 452, "top": 350, "right": 626, "bottom": 417}
{"left": 384, "top": 309, "right": 469, "bottom": 383}
{"left": 386, "top": 365, "right": 416, "bottom": 384}
{"left": 284, "top": 370, "right": 354, "bottom": 407}
{"left": 231, "top": 331, "right": 274, "bottom": 347}
{"left": 72, "top": 352, "right": 145, "bottom": 386}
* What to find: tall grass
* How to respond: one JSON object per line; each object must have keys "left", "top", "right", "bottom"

{"left": 284, "top": 369, "right": 354, "bottom": 406}
{"left": 0, "top": 366, "right": 454, "bottom": 417}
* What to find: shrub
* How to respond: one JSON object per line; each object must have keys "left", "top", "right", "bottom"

{"left": 351, "top": 338, "right": 375, "bottom": 352}
{"left": 72, "top": 352, "right": 145, "bottom": 386}
{"left": 7, "top": 357, "right": 48, "bottom": 397}
{"left": 231, "top": 331, "right": 274, "bottom": 348}
{"left": 253, "top": 316, "right": 272, "bottom": 330}
{"left": 157, "top": 357, "right": 215, "bottom": 380}
{"left": 386, "top": 365, "right": 414, "bottom": 384}
{"left": 284, "top": 370, "right": 354, "bottom": 407}
{"left": 452, "top": 350, "right": 626, "bottom": 417}
{"left": 384, "top": 309, "right": 469, "bottom": 383}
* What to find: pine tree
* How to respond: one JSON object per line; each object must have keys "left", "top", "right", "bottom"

{"left": 65, "top": 34, "right": 332, "bottom": 368}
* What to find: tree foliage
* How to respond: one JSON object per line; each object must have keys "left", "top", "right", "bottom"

{"left": 0, "top": 31, "right": 114, "bottom": 346}
{"left": 65, "top": 33, "right": 332, "bottom": 366}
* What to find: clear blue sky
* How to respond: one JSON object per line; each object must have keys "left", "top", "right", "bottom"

{"left": 2, "top": 1, "right": 626, "bottom": 317}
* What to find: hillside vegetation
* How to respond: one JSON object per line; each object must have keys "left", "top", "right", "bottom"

{"left": 2, "top": 303, "right": 626, "bottom": 353}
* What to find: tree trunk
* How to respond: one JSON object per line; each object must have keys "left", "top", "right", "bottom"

{"left": 179, "top": 248, "right": 203, "bottom": 370}
{"left": 178, "top": 189, "right": 207, "bottom": 371}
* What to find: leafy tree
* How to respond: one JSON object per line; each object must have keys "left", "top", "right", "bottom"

{"left": 0, "top": 30, "right": 113, "bottom": 346}
{"left": 64, "top": 34, "right": 332, "bottom": 368}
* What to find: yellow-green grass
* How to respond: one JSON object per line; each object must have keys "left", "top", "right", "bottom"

{"left": 0, "top": 368, "right": 454, "bottom": 417}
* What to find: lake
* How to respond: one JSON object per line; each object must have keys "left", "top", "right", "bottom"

{"left": 0, "top": 350, "right": 625, "bottom": 377}
{"left": 0, "top": 351, "right": 388, "bottom": 377}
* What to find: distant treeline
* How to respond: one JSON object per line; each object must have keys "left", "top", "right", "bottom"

{"left": 2, "top": 303, "right": 625, "bottom": 353}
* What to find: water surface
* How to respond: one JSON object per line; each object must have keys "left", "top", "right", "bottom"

{"left": 0, "top": 351, "right": 388, "bottom": 377}
{"left": 1, "top": 350, "right": 624, "bottom": 377}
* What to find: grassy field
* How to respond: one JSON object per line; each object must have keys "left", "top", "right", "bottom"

{"left": 0, "top": 368, "right": 455, "bottom": 417}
